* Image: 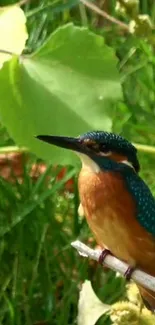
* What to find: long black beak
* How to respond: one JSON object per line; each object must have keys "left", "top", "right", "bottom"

{"left": 36, "top": 135, "right": 83, "bottom": 153}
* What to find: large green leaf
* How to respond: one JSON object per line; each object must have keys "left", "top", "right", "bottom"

{"left": 0, "top": 23, "right": 122, "bottom": 164}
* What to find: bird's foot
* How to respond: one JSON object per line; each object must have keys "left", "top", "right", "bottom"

{"left": 99, "top": 250, "right": 134, "bottom": 281}
{"left": 124, "top": 266, "right": 135, "bottom": 281}
{"left": 98, "top": 249, "right": 112, "bottom": 265}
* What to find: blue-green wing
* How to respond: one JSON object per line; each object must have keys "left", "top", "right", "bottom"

{"left": 124, "top": 169, "right": 155, "bottom": 236}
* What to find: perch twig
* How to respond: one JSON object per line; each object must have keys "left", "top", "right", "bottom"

{"left": 71, "top": 240, "right": 155, "bottom": 292}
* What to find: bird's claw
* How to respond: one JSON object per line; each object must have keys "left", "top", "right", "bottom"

{"left": 124, "top": 266, "right": 135, "bottom": 281}
{"left": 98, "top": 249, "right": 112, "bottom": 265}
{"left": 99, "top": 250, "right": 134, "bottom": 281}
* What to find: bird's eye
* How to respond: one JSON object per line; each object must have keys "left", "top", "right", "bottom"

{"left": 99, "top": 144, "right": 109, "bottom": 153}
{"left": 99, "top": 144, "right": 111, "bottom": 156}
{"left": 83, "top": 139, "right": 100, "bottom": 151}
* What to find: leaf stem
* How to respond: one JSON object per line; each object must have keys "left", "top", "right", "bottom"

{"left": 18, "top": 0, "right": 31, "bottom": 6}
{"left": 0, "top": 49, "right": 16, "bottom": 56}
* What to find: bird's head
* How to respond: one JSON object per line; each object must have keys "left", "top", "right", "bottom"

{"left": 36, "top": 131, "right": 140, "bottom": 173}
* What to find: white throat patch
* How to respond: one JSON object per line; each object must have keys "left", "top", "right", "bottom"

{"left": 76, "top": 153, "right": 100, "bottom": 173}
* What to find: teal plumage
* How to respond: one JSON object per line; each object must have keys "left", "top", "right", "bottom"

{"left": 125, "top": 169, "right": 155, "bottom": 236}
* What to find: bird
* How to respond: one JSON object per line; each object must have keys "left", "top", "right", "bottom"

{"left": 36, "top": 130, "right": 155, "bottom": 312}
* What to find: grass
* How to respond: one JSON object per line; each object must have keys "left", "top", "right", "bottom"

{"left": 0, "top": 158, "right": 119, "bottom": 324}
{"left": 0, "top": 158, "right": 78, "bottom": 324}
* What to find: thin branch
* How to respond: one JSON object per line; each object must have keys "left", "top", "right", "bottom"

{"left": 134, "top": 143, "right": 155, "bottom": 154}
{"left": 0, "top": 146, "right": 27, "bottom": 154}
{"left": 80, "top": 0, "right": 129, "bottom": 31}
{"left": 71, "top": 240, "right": 155, "bottom": 292}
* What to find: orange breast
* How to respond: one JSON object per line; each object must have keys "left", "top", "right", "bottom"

{"left": 78, "top": 168, "right": 155, "bottom": 275}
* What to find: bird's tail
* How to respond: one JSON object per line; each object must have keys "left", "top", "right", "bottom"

{"left": 138, "top": 285, "right": 155, "bottom": 312}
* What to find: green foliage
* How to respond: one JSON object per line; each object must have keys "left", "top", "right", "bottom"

{"left": 0, "top": 0, "right": 155, "bottom": 325}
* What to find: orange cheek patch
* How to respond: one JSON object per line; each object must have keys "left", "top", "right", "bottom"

{"left": 109, "top": 152, "right": 128, "bottom": 163}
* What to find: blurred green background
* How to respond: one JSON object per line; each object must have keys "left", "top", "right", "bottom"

{"left": 0, "top": 0, "right": 155, "bottom": 324}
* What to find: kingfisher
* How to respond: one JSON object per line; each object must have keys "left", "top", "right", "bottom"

{"left": 37, "top": 131, "right": 155, "bottom": 312}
